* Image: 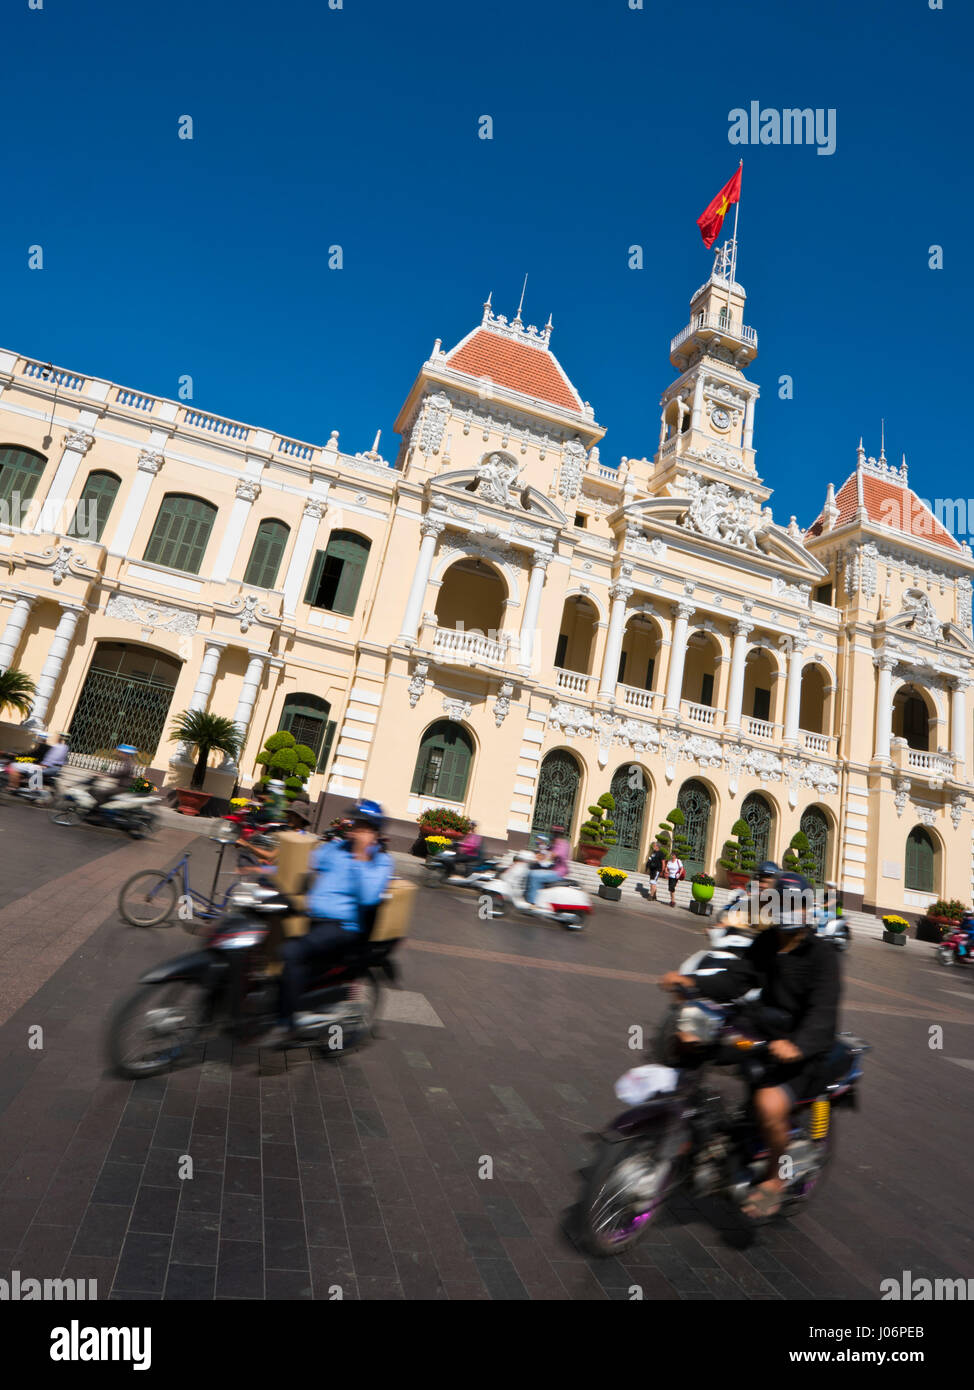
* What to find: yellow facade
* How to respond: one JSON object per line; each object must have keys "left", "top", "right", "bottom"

{"left": 2, "top": 265, "right": 973, "bottom": 917}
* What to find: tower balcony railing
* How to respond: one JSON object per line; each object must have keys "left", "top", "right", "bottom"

{"left": 670, "top": 312, "right": 758, "bottom": 355}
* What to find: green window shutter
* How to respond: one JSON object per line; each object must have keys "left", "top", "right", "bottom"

{"left": 410, "top": 722, "right": 472, "bottom": 802}
{"left": 317, "top": 719, "right": 337, "bottom": 773}
{"left": 69, "top": 471, "right": 120, "bottom": 543}
{"left": 906, "top": 828, "right": 934, "bottom": 893}
{"left": 143, "top": 495, "right": 216, "bottom": 575}
{"left": 244, "top": 519, "right": 289, "bottom": 589}
{"left": 0, "top": 447, "right": 46, "bottom": 510}
{"left": 324, "top": 532, "right": 370, "bottom": 615}
{"left": 304, "top": 549, "right": 327, "bottom": 605}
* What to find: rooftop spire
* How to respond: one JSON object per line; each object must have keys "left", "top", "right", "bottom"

{"left": 880, "top": 418, "right": 886, "bottom": 463}
{"left": 513, "top": 273, "right": 528, "bottom": 326}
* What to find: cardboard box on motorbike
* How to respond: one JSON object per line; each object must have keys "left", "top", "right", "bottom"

{"left": 262, "top": 832, "right": 415, "bottom": 971}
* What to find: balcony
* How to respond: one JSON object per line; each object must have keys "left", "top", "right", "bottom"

{"left": 801, "top": 730, "right": 834, "bottom": 756}
{"left": 682, "top": 699, "right": 722, "bottom": 729}
{"left": 429, "top": 624, "right": 509, "bottom": 668}
{"left": 905, "top": 749, "right": 954, "bottom": 777}
{"left": 670, "top": 312, "right": 758, "bottom": 356}
{"left": 746, "top": 716, "right": 776, "bottom": 741}
{"left": 617, "top": 684, "right": 661, "bottom": 713}
{"left": 556, "top": 668, "right": 594, "bottom": 696}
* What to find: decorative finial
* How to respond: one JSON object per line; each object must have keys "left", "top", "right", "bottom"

{"left": 856, "top": 437, "right": 865, "bottom": 466}
{"left": 513, "top": 273, "right": 528, "bottom": 326}
{"left": 900, "top": 452, "right": 908, "bottom": 482}
{"left": 481, "top": 292, "right": 492, "bottom": 326}
{"left": 880, "top": 418, "right": 886, "bottom": 462}
{"left": 371, "top": 429, "right": 381, "bottom": 454}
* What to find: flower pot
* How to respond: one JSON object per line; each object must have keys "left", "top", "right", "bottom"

{"left": 916, "top": 917, "right": 950, "bottom": 943}
{"left": 597, "top": 884, "right": 622, "bottom": 901}
{"left": 882, "top": 930, "right": 906, "bottom": 946}
{"left": 578, "top": 843, "right": 609, "bottom": 868}
{"left": 174, "top": 788, "right": 211, "bottom": 816}
{"left": 726, "top": 871, "right": 750, "bottom": 891}
{"left": 691, "top": 882, "right": 715, "bottom": 903}
{"left": 689, "top": 899, "right": 713, "bottom": 916}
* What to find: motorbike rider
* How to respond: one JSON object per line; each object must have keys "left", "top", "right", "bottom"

{"left": 88, "top": 745, "right": 138, "bottom": 813}
{"left": 267, "top": 798, "right": 394, "bottom": 1046}
{"left": 522, "top": 829, "right": 569, "bottom": 907}
{"left": 6, "top": 732, "right": 69, "bottom": 792}
{"left": 452, "top": 821, "right": 484, "bottom": 877}
{"left": 660, "top": 870, "right": 842, "bottom": 1221}
{"left": 721, "top": 860, "right": 779, "bottom": 929}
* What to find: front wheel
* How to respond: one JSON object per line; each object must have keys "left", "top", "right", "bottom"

{"left": 424, "top": 860, "right": 448, "bottom": 888}
{"left": 107, "top": 979, "right": 211, "bottom": 1078}
{"left": 938, "top": 946, "right": 956, "bottom": 966}
{"left": 560, "top": 913, "right": 585, "bottom": 931}
{"left": 50, "top": 797, "right": 80, "bottom": 827}
{"left": 577, "top": 1140, "right": 674, "bottom": 1256}
{"left": 119, "top": 870, "right": 179, "bottom": 927}
{"left": 319, "top": 974, "right": 380, "bottom": 1056}
{"left": 128, "top": 813, "right": 157, "bottom": 840}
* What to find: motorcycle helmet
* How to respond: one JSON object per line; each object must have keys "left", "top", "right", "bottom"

{"left": 116, "top": 744, "right": 138, "bottom": 756}
{"left": 346, "top": 798, "right": 384, "bottom": 830}
{"left": 756, "top": 861, "right": 780, "bottom": 879}
{"left": 769, "top": 871, "right": 813, "bottom": 932}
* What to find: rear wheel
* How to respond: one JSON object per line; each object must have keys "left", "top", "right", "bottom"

{"left": 938, "top": 946, "right": 955, "bottom": 966}
{"left": 485, "top": 891, "right": 506, "bottom": 919}
{"left": 119, "top": 870, "right": 179, "bottom": 927}
{"left": 560, "top": 913, "right": 585, "bottom": 931}
{"left": 107, "top": 979, "right": 210, "bottom": 1078}
{"left": 578, "top": 1140, "right": 674, "bottom": 1256}
{"left": 318, "top": 974, "right": 380, "bottom": 1055}
{"left": 50, "top": 797, "right": 80, "bottom": 826}
{"left": 425, "top": 860, "right": 448, "bottom": 888}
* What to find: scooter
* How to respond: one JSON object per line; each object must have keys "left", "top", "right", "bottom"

{"left": 50, "top": 780, "right": 160, "bottom": 838}
{"left": 478, "top": 851, "right": 591, "bottom": 930}
{"left": 938, "top": 926, "right": 974, "bottom": 967}
{"left": 424, "top": 846, "right": 501, "bottom": 891}
{"left": 815, "top": 913, "right": 850, "bottom": 952}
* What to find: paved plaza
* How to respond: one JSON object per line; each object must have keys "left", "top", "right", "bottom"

{"left": 0, "top": 803, "right": 972, "bottom": 1300}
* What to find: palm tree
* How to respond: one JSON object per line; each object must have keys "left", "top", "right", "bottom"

{"left": 168, "top": 709, "right": 241, "bottom": 789}
{"left": 0, "top": 668, "right": 37, "bottom": 721}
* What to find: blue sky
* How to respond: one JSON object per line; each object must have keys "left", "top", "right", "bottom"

{"left": 2, "top": 0, "right": 968, "bottom": 530}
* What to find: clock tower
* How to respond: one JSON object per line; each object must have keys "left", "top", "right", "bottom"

{"left": 653, "top": 240, "right": 771, "bottom": 507}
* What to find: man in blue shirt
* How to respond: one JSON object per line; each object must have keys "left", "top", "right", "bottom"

{"left": 268, "top": 799, "right": 394, "bottom": 1044}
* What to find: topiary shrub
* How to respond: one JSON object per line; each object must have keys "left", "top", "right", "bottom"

{"left": 782, "top": 830, "right": 818, "bottom": 882}
{"left": 254, "top": 730, "right": 314, "bottom": 801}
{"left": 656, "top": 807, "right": 691, "bottom": 861}
{"left": 579, "top": 792, "right": 618, "bottom": 847}
{"left": 719, "top": 817, "right": 755, "bottom": 875}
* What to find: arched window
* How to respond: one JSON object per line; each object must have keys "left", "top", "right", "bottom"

{"left": 278, "top": 693, "right": 335, "bottom": 772}
{"left": 0, "top": 446, "right": 46, "bottom": 512}
{"left": 410, "top": 720, "right": 474, "bottom": 802}
{"left": 143, "top": 494, "right": 217, "bottom": 574}
{"left": 801, "top": 807, "right": 831, "bottom": 884}
{"left": 244, "top": 518, "right": 290, "bottom": 590}
{"left": 905, "top": 826, "right": 936, "bottom": 893}
{"left": 305, "top": 531, "right": 371, "bottom": 614}
{"left": 69, "top": 470, "right": 120, "bottom": 543}
{"left": 741, "top": 792, "right": 774, "bottom": 866}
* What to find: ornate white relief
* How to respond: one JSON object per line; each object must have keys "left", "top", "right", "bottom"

{"left": 494, "top": 681, "right": 514, "bottom": 727}
{"left": 956, "top": 576, "right": 972, "bottom": 631}
{"left": 860, "top": 543, "right": 879, "bottom": 599}
{"left": 47, "top": 544, "right": 75, "bottom": 585}
{"left": 448, "top": 503, "right": 477, "bottom": 522}
{"left": 303, "top": 499, "right": 326, "bottom": 521}
{"left": 235, "top": 478, "right": 261, "bottom": 502}
{"left": 222, "top": 592, "right": 275, "bottom": 633}
{"left": 743, "top": 747, "right": 783, "bottom": 782}
{"left": 421, "top": 516, "right": 446, "bottom": 539}
{"left": 64, "top": 429, "right": 94, "bottom": 455}
{"left": 914, "top": 804, "right": 937, "bottom": 827}
{"left": 771, "top": 576, "right": 812, "bottom": 606}
{"left": 419, "top": 393, "right": 451, "bottom": 457}
{"left": 951, "top": 796, "right": 966, "bottom": 830}
{"left": 893, "top": 777, "right": 911, "bottom": 817}
{"left": 558, "top": 439, "right": 587, "bottom": 501}
{"left": 440, "top": 532, "right": 518, "bottom": 571}
{"left": 475, "top": 452, "right": 525, "bottom": 506}
{"left": 105, "top": 592, "right": 198, "bottom": 635}
{"left": 901, "top": 588, "right": 944, "bottom": 642}
{"left": 680, "top": 474, "right": 759, "bottom": 549}
{"left": 407, "top": 662, "right": 429, "bottom": 708}
{"left": 648, "top": 537, "right": 667, "bottom": 560}
{"left": 137, "top": 449, "right": 165, "bottom": 474}
{"left": 442, "top": 698, "right": 472, "bottom": 722}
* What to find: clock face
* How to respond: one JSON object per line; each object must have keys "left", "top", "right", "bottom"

{"left": 711, "top": 407, "right": 730, "bottom": 431}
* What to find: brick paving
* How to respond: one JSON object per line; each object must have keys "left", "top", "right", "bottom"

{"left": 0, "top": 808, "right": 972, "bottom": 1299}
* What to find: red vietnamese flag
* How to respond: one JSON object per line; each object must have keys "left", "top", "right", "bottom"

{"left": 696, "top": 164, "right": 742, "bottom": 249}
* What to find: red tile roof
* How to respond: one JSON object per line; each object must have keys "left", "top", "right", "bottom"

{"left": 807, "top": 469, "right": 961, "bottom": 552}
{"left": 446, "top": 329, "right": 583, "bottom": 413}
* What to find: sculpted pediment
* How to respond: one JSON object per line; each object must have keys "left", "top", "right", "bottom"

{"left": 621, "top": 499, "right": 827, "bottom": 579}
{"left": 429, "top": 467, "right": 568, "bottom": 525}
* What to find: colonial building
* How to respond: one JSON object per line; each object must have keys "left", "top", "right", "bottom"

{"left": 1, "top": 249, "right": 972, "bottom": 916}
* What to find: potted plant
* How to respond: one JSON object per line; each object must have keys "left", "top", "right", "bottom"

{"left": 254, "top": 731, "right": 317, "bottom": 802}
{"left": 882, "top": 914, "right": 908, "bottom": 946}
{"left": 0, "top": 668, "right": 37, "bottom": 721}
{"left": 690, "top": 871, "right": 716, "bottom": 915}
{"left": 412, "top": 807, "right": 473, "bottom": 856}
{"left": 167, "top": 710, "right": 242, "bottom": 815}
{"left": 718, "top": 818, "right": 755, "bottom": 889}
{"left": 424, "top": 835, "right": 453, "bottom": 858}
{"left": 597, "top": 867, "right": 627, "bottom": 901}
{"left": 128, "top": 773, "right": 155, "bottom": 796}
{"left": 782, "top": 830, "right": 819, "bottom": 883}
{"left": 916, "top": 899, "right": 967, "bottom": 943}
{"left": 577, "top": 792, "right": 618, "bottom": 867}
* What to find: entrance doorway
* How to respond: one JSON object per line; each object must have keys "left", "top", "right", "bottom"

{"left": 68, "top": 642, "right": 181, "bottom": 760}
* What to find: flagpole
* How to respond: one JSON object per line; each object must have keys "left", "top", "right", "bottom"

{"left": 730, "top": 159, "right": 742, "bottom": 285}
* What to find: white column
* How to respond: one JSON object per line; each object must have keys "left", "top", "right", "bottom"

{"left": 170, "top": 640, "right": 226, "bottom": 767}
{"left": 743, "top": 393, "right": 756, "bottom": 452}
{"left": 23, "top": 604, "right": 81, "bottom": 732}
{"left": 663, "top": 602, "right": 694, "bottom": 714}
{"left": 222, "top": 652, "right": 267, "bottom": 771}
{"left": 783, "top": 639, "right": 805, "bottom": 745}
{"left": 874, "top": 654, "right": 895, "bottom": 761}
{"left": 0, "top": 593, "right": 36, "bottom": 672}
{"left": 599, "top": 582, "right": 633, "bottom": 698}
{"left": 211, "top": 479, "right": 261, "bottom": 584}
{"left": 951, "top": 677, "right": 968, "bottom": 777}
{"left": 518, "top": 550, "right": 550, "bottom": 672}
{"left": 725, "top": 619, "right": 753, "bottom": 730}
{"left": 399, "top": 517, "right": 444, "bottom": 642}
{"left": 108, "top": 449, "right": 164, "bottom": 557}
{"left": 282, "top": 497, "right": 326, "bottom": 616}
{"left": 690, "top": 373, "right": 705, "bottom": 432}
{"left": 32, "top": 430, "right": 94, "bottom": 534}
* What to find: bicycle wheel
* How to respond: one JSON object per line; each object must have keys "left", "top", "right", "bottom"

{"left": 50, "top": 797, "right": 81, "bottom": 826}
{"left": 118, "top": 870, "right": 180, "bottom": 927}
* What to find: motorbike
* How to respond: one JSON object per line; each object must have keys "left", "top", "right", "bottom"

{"left": 815, "top": 912, "right": 850, "bottom": 952}
{"left": 478, "top": 851, "right": 591, "bottom": 930}
{"left": 938, "top": 926, "right": 974, "bottom": 967}
{"left": 0, "top": 767, "right": 62, "bottom": 806}
{"left": 106, "top": 880, "right": 402, "bottom": 1078}
{"left": 576, "top": 993, "right": 869, "bottom": 1255}
{"left": 50, "top": 779, "right": 160, "bottom": 838}
{"left": 424, "top": 846, "right": 501, "bottom": 890}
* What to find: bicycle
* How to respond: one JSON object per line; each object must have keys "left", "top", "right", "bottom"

{"left": 118, "top": 841, "right": 261, "bottom": 928}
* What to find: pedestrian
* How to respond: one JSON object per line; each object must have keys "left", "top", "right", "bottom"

{"left": 664, "top": 848, "right": 685, "bottom": 907}
{"left": 644, "top": 839, "right": 664, "bottom": 901}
